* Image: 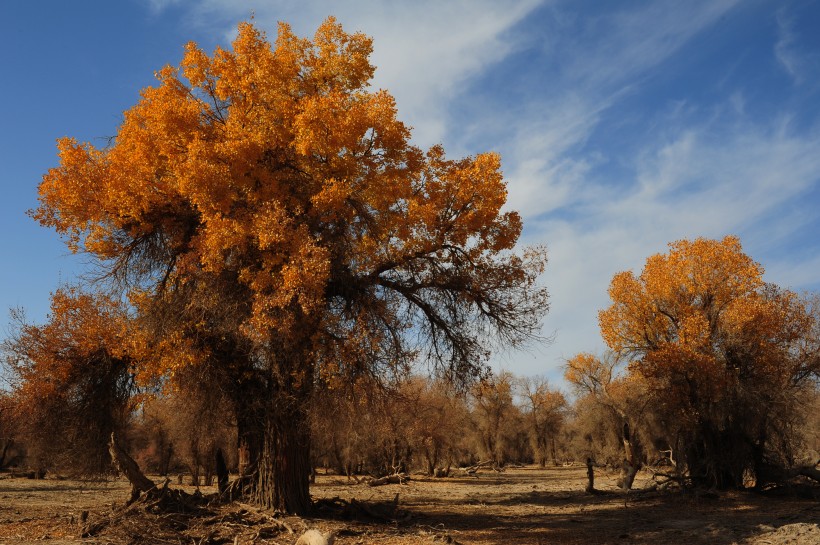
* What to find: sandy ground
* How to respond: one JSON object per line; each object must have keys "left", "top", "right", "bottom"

{"left": 0, "top": 466, "right": 817, "bottom": 545}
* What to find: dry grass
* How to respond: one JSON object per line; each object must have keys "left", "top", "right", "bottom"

{"left": 1, "top": 466, "right": 817, "bottom": 544}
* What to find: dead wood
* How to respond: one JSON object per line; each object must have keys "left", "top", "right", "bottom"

{"left": 108, "top": 432, "right": 155, "bottom": 503}
{"left": 793, "top": 464, "right": 820, "bottom": 483}
{"left": 460, "top": 460, "right": 497, "bottom": 477}
{"left": 368, "top": 473, "right": 410, "bottom": 486}
{"left": 81, "top": 488, "right": 296, "bottom": 543}
{"left": 81, "top": 482, "right": 214, "bottom": 537}
{"left": 313, "top": 493, "right": 407, "bottom": 522}
{"left": 757, "top": 460, "right": 820, "bottom": 489}
{"left": 585, "top": 457, "right": 595, "bottom": 493}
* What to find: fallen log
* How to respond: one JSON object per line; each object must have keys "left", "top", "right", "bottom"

{"left": 460, "top": 460, "right": 496, "bottom": 477}
{"left": 313, "top": 493, "right": 406, "bottom": 522}
{"left": 758, "top": 460, "right": 820, "bottom": 487}
{"left": 368, "top": 473, "right": 410, "bottom": 486}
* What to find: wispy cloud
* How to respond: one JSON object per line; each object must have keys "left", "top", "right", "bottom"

{"left": 557, "top": 0, "right": 740, "bottom": 90}
{"left": 528, "top": 112, "right": 820, "bottom": 376}
{"left": 146, "top": 0, "right": 542, "bottom": 147}
{"left": 144, "top": 0, "right": 183, "bottom": 14}
{"left": 775, "top": 8, "right": 802, "bottom": 83}
{"left": 774, "top": 5, "right": 820, "bottom": 87}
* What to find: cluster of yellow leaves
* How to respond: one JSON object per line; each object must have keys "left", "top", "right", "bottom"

{"left": 10, "top": 289, "right": 132, "bottom": 401}
{"left": 599, "top": 236, "right": 764, "bottom": 354}
{"left": 564, "top": 352, "right": 647, "bottom": 418}
{"left": 599, "top": 236, "right": 812, "bottom": 398}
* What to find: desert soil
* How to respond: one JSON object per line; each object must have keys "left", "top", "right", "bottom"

{"left": 1, "top": 466, "right": 817, "bottom": 545}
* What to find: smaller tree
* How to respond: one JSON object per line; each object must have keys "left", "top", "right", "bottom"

{"left": 404, "top": 376, "right": 472, "bottom": 475}
{"left": 599, "top": 236, "right": 820, "bottom": 488}
{"left": 470, "top": 372, "right": 528, "bottom": 465}
{"left": 141, "top": 379, "right": 236, "bottom": 486}
{"left": 2, "top": 290, "right": 136, "bottom": 475}
{"left": 0, "top": 391, "right": 22, "bottom": 470}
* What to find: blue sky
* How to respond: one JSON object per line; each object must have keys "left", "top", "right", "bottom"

{"left": 2, "top": 0, "right": 819, "bottom": 383}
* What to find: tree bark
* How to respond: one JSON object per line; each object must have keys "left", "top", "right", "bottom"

{"left": 252, "top": 402, "right": 312, "bottom": 514}
{"left": 0, "top": 439, "right": 13, "bottom": 469}
{"left": 585, "top": 457, "right": 595, "bottom": 493}
{"left": 108, "top": 433, "right": 155, "bottom": 502}
{"left": 215, "top": 447, "right": 229, "bottom": 494}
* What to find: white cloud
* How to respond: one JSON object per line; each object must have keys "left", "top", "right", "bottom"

{"left": 495, "top": 0, "right": 741, "bottom": 224}
{"left": 144, "top": 0, "right": 183, "bottom": 14}
{"left": 148, "top": 0, "right": 542, "bottom": 147}
{"left": 775, "top": 9, "right": 802, "bottom": 83}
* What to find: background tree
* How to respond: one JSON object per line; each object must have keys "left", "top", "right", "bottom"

{"left": 33, "top": 19, "right": 548, "bottom": 513}
{"left": 517, "top": 375, "right": 566, "bottom": 467}
{"left": 309, "top": 377, "right": 372, "bottom": 478}
{"left": 407, "top": 376, "right": 472, "bottom": 475}
{"left": 564, "top": 352, "right": 650, "bottom": 488}
{"left": 599, "top": 236, "right": 820, "bottom": 488}
{"left": 470, "top": 371, "right": 529, "bottom": 465}
{"left": 1, "top": 290, "right": 136, "bottom": 475}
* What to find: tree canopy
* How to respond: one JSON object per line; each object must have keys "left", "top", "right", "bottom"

{"left": 32, "top": 18, "right": 548, "bottom": 512}
{"left": 2, "top": 289, "right": 135, "bottom": 474}
{"left": 597, "top": 236, "right": 819, "bottom": 488}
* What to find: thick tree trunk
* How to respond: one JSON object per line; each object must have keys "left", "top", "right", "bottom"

{"left": 215, "top": 448, "right": 229, "bottom": 494}
{"left": 252, "top": 402, "right": 312, "bottom": 514}
{"left": 108, "top": 433, "right": 155, "bottom": 502}
{"left": 686, "top": 422, "right": 745, "bottom": 489}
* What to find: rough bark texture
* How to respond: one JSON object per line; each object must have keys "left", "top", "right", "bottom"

{"left": 108, "top": 433, "right": 155, "bottom": 502}
{"left": 253, "top": 408, "right": 312, "bottom": 513}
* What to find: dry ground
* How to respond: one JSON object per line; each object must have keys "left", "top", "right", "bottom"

{"left": 1, "top": 466, "right": 817, "bottom": 545}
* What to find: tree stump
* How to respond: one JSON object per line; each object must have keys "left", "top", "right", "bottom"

{"left": 585, "top": 457, "right": 595, "bottom": 493}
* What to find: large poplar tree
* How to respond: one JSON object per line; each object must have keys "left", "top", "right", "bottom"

{"left": 33, "top": 19, "right": 548, "bottom": 513}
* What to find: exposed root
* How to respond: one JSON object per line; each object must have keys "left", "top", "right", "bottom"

{"left": 80, "top": 485, "right": 295, "bottom": 544}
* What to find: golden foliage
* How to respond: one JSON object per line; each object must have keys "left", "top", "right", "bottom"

{"left": 597, "top": 236, "right": 819, "bottom": 487}
{"left": 599, "top": 236, "right": 765, "bottom": 356}
{"left": 598, "top": 236, "right": 812, "bottom": 390}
